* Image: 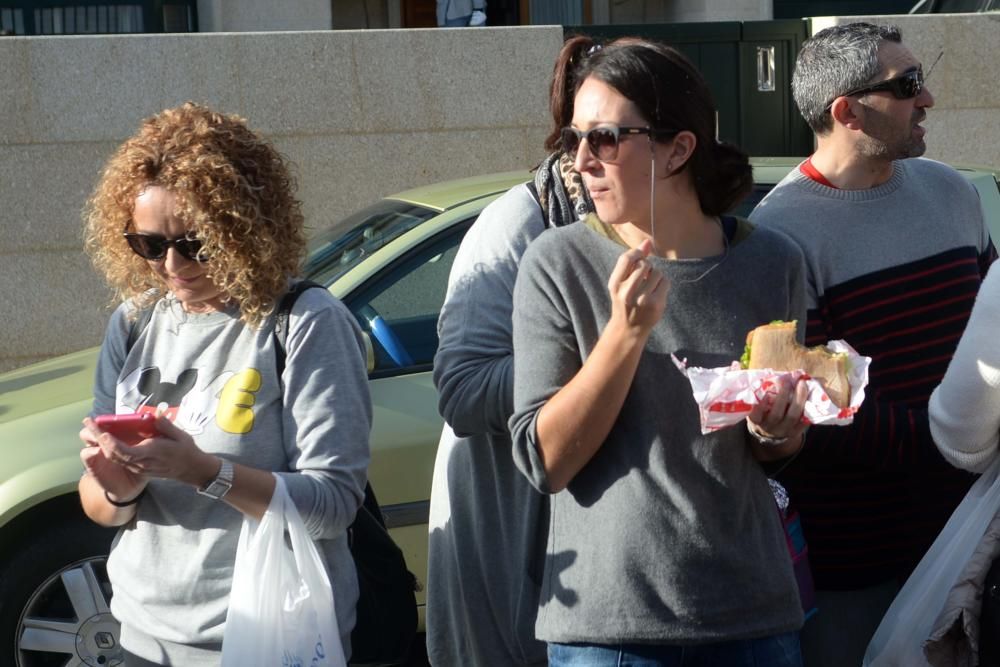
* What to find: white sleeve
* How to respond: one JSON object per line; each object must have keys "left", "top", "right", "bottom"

{"left": 929, "top": 263, "right": 1000, "bottom": 472}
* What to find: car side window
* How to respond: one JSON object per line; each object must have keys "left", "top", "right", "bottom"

{"left": 346, "top": 223, "right": 470, "bottom": 376}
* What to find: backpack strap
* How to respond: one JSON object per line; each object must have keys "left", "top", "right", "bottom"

{"left": 272, "top": 283, "right": 392, "bottom": 529}
{"left": 125, "top": 305, "right": 155, "bottom": 356}
{"left": 273, "top": 280, "right": 326, "bottom": 378}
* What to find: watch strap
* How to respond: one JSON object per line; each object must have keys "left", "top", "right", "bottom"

{"left": 197, "top": 458, "right": 234, "bottom": 499}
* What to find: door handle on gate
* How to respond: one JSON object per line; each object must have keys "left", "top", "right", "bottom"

{"left": 757, "top": 46, "right": 776, "bottom": 92}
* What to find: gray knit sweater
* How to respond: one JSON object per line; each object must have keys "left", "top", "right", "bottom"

{"left": 509, "top": 220, "right": 806, "bottom": 645}
{"left": 428, "top": 184, "right": 549, "bottom": 666}
{"left": 750, "top": 157, "right": 994, "bottom": 590}
{"left": 91, "top": 288, "right": 372, "bottom": 665}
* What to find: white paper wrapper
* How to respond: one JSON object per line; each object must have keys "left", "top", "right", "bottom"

{"left": 672, "top": 340, "right": 872, "bottom": 435}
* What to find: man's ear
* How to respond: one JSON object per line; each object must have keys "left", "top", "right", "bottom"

{"left": 829, "top": 97, "right": 864, "bottom": 131}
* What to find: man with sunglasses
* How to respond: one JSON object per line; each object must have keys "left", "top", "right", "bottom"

{"left": 751, "top": 22, "right": 996, "bottom": 667}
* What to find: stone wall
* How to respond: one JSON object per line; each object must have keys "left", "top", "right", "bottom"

{"left": 811, "top": 14, "right": 1000, "bottom": 168}
{"left": 0, "top": 26, "right": 560, "bottom": 371}
{"left": 1, "top": 15, "right": 997, "bottom": 372}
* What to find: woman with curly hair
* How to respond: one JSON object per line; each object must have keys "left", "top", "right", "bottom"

{"left": 77, "top": 102, "right": 371, "bottom": 666}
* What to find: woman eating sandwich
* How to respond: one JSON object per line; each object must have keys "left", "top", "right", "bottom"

{"left": 508, "top": 38, "right": 811, "bottom": 666}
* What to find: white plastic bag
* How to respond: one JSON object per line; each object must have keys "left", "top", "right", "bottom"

{"left": 221, "top": 475, "right": 346, "bottom": 667}
{"left": 863, "top": 456, "right": 1000, "bottom": 666}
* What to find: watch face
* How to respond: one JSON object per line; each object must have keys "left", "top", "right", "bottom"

{"left": 199, "top": 479, "right": 232, "bottom": 499}
{"left": 198, "top": 460, "right": 234, "bottom": 499}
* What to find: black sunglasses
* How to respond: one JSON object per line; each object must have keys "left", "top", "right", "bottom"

{"left": 824, "top": 67, "right": 924, "bottom": 112}
{"left": 124, "top": 232, "right": 206, "bottom": 262}
{"left": 560, "top": 125, "right": 653, "bottom": 162}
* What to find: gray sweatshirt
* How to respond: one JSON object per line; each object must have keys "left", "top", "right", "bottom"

{"left": 428, "top": 184, "right": 548, "bottom": 666}
{"left": 509, "top": 219, "right": 806, "bottom": 645}
{"left": 91, "top": 288, "right": 372, "bottom": 665}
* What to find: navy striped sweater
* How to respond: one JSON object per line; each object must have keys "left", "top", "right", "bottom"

{"left": 751, "top": 158, "right": 996, "bottom": 589}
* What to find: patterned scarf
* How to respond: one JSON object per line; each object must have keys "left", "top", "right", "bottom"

{"left": 532, "top": 151, "right": 595, "bottom": 228}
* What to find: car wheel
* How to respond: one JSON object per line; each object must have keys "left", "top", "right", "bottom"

{"left": 0, "top": 516, "right": 119, "bottom": 667}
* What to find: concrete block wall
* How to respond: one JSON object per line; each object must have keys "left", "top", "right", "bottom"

{"left": 0, "top": 26, "right": 561, "bottom": 372}
{"left": 1, "top": 16, "right": 998, "bottom": 373}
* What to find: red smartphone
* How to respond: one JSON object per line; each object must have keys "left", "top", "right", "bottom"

{"left": 94, "top": 413, "right": 160, "bottom": 445}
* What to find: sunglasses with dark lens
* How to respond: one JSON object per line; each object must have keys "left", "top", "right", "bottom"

{"left": 124, "top": 232, "right": 206, "bottom": 262}
{"left": 560, "top": 125, "right": 652, "bottom": 162}
{"left": 825, "top": 67, "right": 924, "bottom": 111}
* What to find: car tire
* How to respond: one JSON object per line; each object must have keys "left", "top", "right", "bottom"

{"left": 0, "top": 514, "right": 118, "bottom": 667}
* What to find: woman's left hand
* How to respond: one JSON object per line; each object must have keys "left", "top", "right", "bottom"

{"left": 746, "top": 375, "right": 809, "bottom": 461}
{"left": 94, "top": 415, "right": 220, "bottom": 488}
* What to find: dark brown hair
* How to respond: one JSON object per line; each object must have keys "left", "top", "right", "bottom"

{"left": 543, "top": 34, "right": 596, "bottom": 152}
{"left": 575, "top": 39, "right": 753, "bottom": 216}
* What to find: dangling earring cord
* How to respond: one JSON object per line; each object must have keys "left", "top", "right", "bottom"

{"left": 650, "top": 140, "right": 675, "bottom": 255}
{"left": 649, "top": 141, "right": 656, "bottom": 254}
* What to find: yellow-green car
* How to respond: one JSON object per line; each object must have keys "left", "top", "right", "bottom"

{"left": 1, "top": 161, "right": 998, "bottom": 667}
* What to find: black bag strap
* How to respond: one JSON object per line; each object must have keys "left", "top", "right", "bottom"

{"left": 268, "top": 283, "right": 395, "bottom": 538}
{"left": 125, "top": 304, "right": 155, "bottom": 355}
{"left": 272, "top": 280, "right": 325, "bottom": 378}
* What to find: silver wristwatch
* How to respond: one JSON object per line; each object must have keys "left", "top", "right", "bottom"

{"left": 197, "top": 458, "right": 234, "bottom": 499}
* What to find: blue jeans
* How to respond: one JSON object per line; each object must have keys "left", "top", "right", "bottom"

{"left": 443, "top": 15, "right": 471, "bottom": 26}
{"left": 548, "top": 632, "right": 803, "bottom": 667}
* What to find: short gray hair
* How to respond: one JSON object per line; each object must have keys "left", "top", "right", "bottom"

{"left": 792, "top": 22, "right": 902, "bottom": 134}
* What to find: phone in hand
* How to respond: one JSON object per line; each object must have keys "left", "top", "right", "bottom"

{"left": 94, "top": 413, "right": 160, "bottom": 445}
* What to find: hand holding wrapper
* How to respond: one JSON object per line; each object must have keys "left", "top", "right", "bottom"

{"left": 673, "top": 325, "right": 871, "bottom": 435}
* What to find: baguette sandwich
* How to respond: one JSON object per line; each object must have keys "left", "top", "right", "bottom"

{"left": 742, "top": 321, "right": 851, "bottom": 408}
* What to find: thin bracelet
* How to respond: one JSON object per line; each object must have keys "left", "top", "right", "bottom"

{"left": 746, "top": 419, "right": 790, "bottom": 447}
{"left": 105, "top": 488, "right": 145, "bottom": 507}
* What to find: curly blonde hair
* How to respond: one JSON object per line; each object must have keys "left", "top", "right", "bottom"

{"left": 84, "top": 102, "right": 307, "bottom": 328}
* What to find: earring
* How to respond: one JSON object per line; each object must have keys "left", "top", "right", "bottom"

{"left": 664, "top": 162, "right": 674, "bottom": 177}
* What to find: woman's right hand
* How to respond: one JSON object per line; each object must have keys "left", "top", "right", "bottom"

{"left": 608, "top": 239, "right": 668, "bottom": 335}
{"left": 79, "top": 417, "right": 147, "bottom": 502}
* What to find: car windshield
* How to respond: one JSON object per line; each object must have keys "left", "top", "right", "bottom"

{"left": 304, "top": 199, "right": 439, "bottom": 285}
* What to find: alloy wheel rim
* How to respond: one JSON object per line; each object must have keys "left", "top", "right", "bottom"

{"left": 16, "top": 557, "right": 122, "bottom": 667}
